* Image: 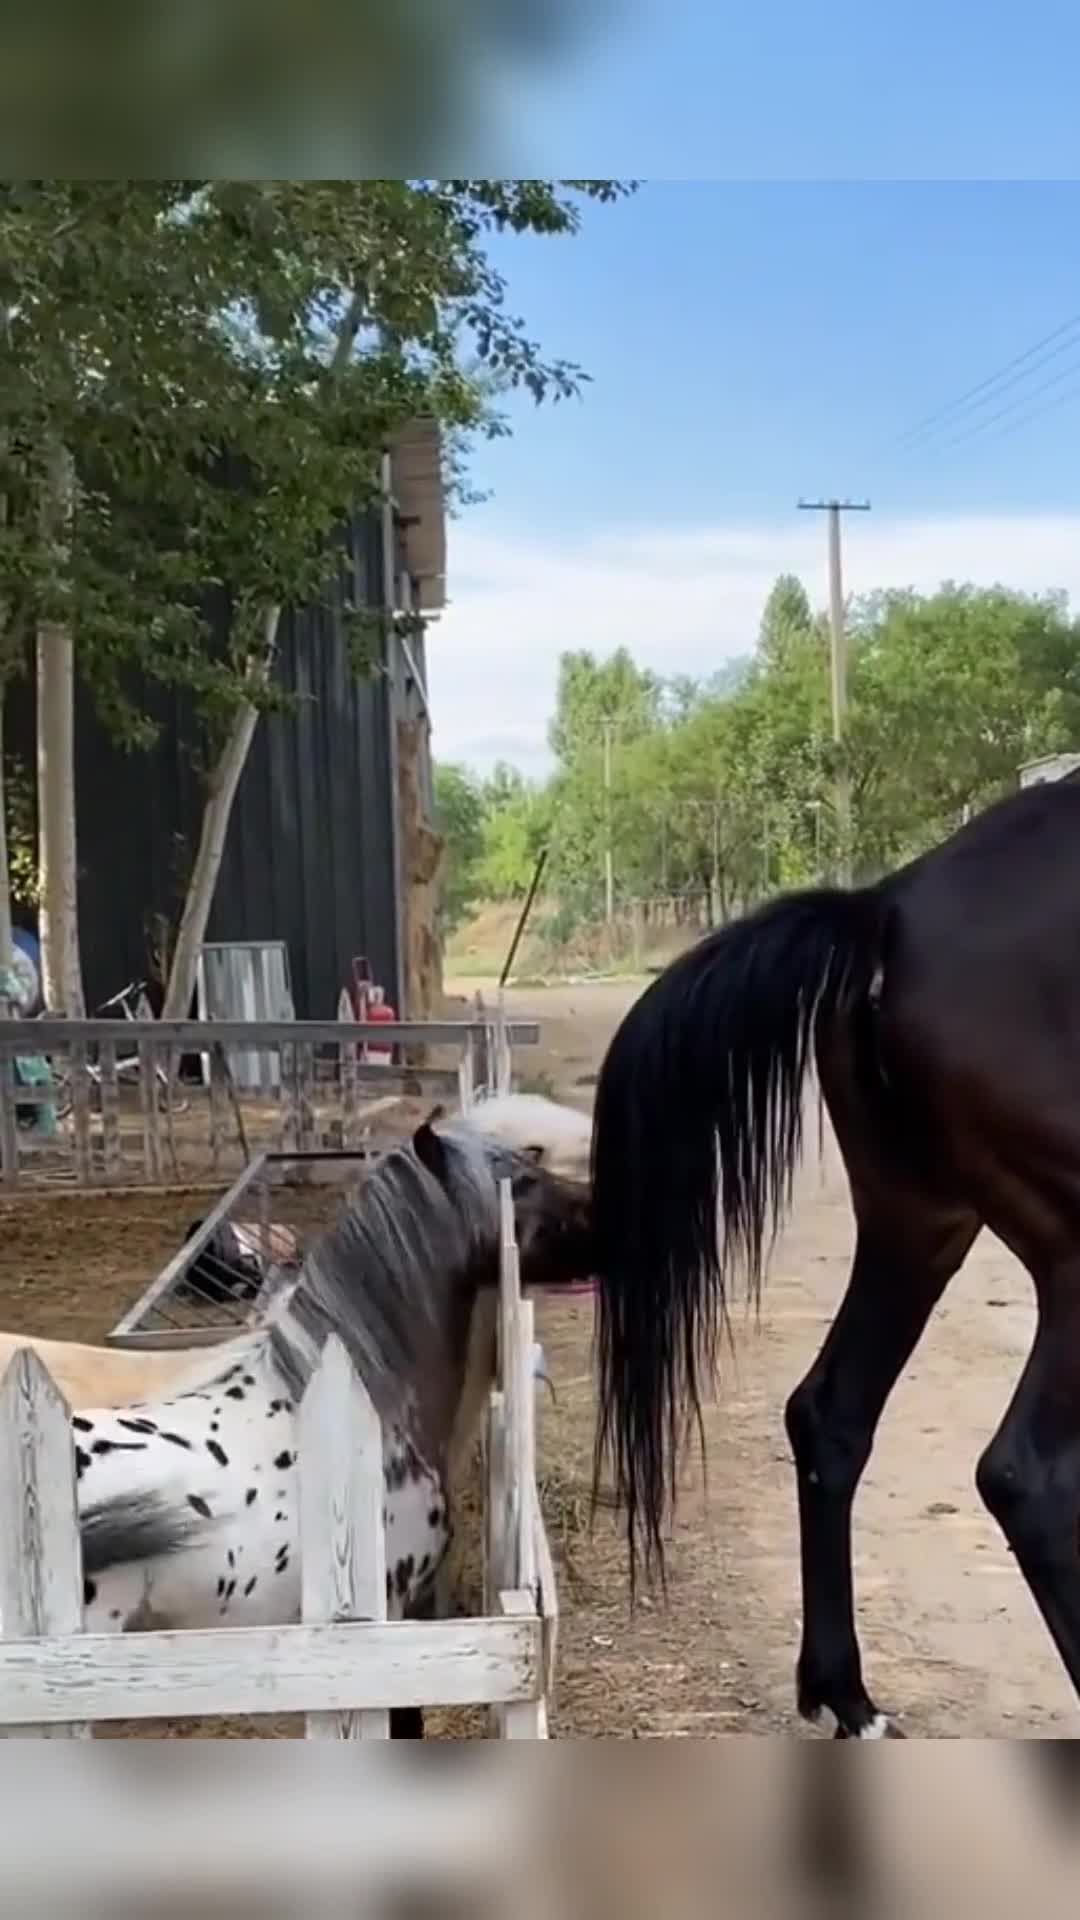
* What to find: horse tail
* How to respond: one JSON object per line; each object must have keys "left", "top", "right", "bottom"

{"left": 81, "top": 1493, "right": 209, "bottom": 1577}
{"left": 590, "top": 884, "right": 883, "bottom": 1588}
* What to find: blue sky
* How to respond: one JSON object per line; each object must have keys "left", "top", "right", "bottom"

{"left": 509, "top": 2, "right": 1080, "bottom": 178}
{"left": 430, "top": 181, "right": 1080, "bottom": 775}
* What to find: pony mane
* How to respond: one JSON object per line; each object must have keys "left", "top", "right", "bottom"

{"left": 266, "top": 1124, "right": 517, "bottom": 1415}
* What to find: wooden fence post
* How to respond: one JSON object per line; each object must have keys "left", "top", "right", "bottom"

{"left": 0, "top": 1350, "right": 87, "bottom": 1738}
{"left": 69, "top": 1039, "right": 93, "bottom": 1185}
{"left": 493, "top": 999, "right": 512, "bottom": 1098}
{"left": 472, "top": 993, "right": 490, "bottom": 1096}
{"left": 98, "top": 1038, "right": 121, "bottom": 1182}
{"left": 497, "top": 1589, "right": 546, "bottom": 1738}
{"left": 497, "top": 1179, "right": 536, "bottom": 1592}
{"left": 457, "top": 1037, "right": 475, "bottom": 1114}
{"left": 300, "top": 1333, "right": 390, "bottom": 1740}
{"left": 297, "top": 1043, "right": 317, "bottom": 1155}
{"left": 280, "top": 1041, "right": 299, "bottom": 1154}
{"left": 491, "top": 1181, "right": 548, "bottom": 1737}
{"left": 485, "top": 1389, "right": 509, "bottom": 1610}
{"left": 338, "top": 993, "right": 359, "bottom": 1146}
{"left": 0, "top": 1049, "right": 17, "bottom": 1185}
{"left": 515, "top": 1298, "right": 538, "bottom": 1596}
{"left": 207, "top": 1042, "right": 227, "bottom": 1173}
{"left": 138, "top": 1037, "right": 163, "bottom": 1184}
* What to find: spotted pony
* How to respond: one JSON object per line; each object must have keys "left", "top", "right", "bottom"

{"left": 72, "top": 1118, "right": 594, "bottom": 1730}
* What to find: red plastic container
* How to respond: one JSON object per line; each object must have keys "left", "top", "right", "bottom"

{"left": 364, "top": 986, "right": 397, "bottom": 1066}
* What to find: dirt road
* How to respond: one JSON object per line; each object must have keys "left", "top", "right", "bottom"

{"left": 481, "top": 978, "right": 1080, "bottom": 1738}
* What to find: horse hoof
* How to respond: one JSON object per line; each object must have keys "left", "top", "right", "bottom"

{"left": 389, "top": 1707, "right": 425, "bottom": 1739}
{"left": 833, "top": 1712, "right": 903, "bottom": 1740}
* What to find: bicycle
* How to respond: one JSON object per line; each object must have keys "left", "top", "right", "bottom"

{"left": 52, "top": 979, "right": 190, "bottom": 1119}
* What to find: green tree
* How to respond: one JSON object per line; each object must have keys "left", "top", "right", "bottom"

{"left": 483, "top": 761, "right": 530, "bottom": 812}
{"left": 443, "top": 575, "right": 1080, "bottom": 949}
{"left": 758, "top": 573, "right": 813, "bottom": 668}
{"left": 433, "top": 762, "right": 486, "bottom": 932}
{"left": 477, "top": 774, "right": 549, "bottom": 899}
{"left": 741, "top": 594, "right": 834, "bottom": 885}
{"left": 705, "top": 656, "right": 753, "bottom": 700}
{"left": 845, "top": 584, "right": 1080, "bottom": 872}
{"left": 548, "top": 647, "right": 662, "bottom": 766}
{"left": 0, "top": 179, "right": 634, "bottom": 1012}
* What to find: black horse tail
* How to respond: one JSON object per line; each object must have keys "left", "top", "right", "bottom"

{"left": 590, "top": 884, "right": 884, "bottom": 1588}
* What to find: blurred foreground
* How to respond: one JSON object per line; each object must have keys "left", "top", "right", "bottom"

{"left": 0, "top": 1744, "right": 1078, "bottom": 1919}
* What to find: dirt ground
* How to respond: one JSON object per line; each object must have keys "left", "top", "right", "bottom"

{"left": 0, "top": 977, "right": 1077, "bottom": 1737}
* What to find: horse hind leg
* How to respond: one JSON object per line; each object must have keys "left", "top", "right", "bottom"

{"left": 785, "top": 1201, "right": 979, "bottom": 1738}
{"left": 975, "top": 1265, "right": 1080, "bottom": 1712}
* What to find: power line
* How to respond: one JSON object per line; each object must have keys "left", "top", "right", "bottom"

{"left": 903, "top": 330, "right": 1080, "bottom": 454}
{"left": 932, "top": 346, "right": 1080, "bottom": 452}
{"left": 890, "top": 309, "right": 1080, "bottom": 452}
{"left": 942, "top": 368, "right": 1080, "bottom": 455}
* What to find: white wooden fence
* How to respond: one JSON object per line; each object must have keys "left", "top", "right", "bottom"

{"left": 0, "top": 1180, "right": 556, "bottom": 1738}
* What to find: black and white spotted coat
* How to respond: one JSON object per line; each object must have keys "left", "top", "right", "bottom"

{"left": 76, "top": 1340, "right": 450, "bottom": 1632}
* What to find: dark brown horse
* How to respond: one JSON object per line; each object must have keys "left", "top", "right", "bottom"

{"left": 590, "top": 771, "right": 1080, "bottom": 1737}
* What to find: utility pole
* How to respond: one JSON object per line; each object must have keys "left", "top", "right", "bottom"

{"left": 602, "top": 719, "right": 614, "bottom": 924}
{"left": 797, "top": 497, "right": 870, "bottom": 886}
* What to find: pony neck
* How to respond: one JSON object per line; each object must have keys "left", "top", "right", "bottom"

{"left": 263, "top": 1136, "right": 498, "bottom": 1470}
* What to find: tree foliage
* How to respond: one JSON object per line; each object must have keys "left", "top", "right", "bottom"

{"left": 1, "top": 180, "right": 633, "bottom": 744}
{"left": 433, "top": 762, "right": 486, "bottom": 932}
{"left": 438, "top": 578, "right": 1080, "bottom": 935}
{"left": 548, "top": 646, "right": 663, "bottom": 764}
{"left": 0, "top": 178, "right": 633, "bottom": 994}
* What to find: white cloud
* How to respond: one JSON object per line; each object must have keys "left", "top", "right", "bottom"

{"left": 426, "top": 512, "right": 1080, "bottom": 776}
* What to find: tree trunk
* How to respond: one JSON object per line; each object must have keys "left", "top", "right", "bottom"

{"left": 160, "top": 605, "right": 281, "bottom": 1022}
{"left": 0, "top": 433, "right": 11, "bottom": 988}
{"left": 0, "top": 683, "right": 13, "bottom": 987}
{"left": 397, "top": 709, "right": 444, "bottom": 1029}
{"left": 36, "top": 443, "right": 84, "bottom": 1016}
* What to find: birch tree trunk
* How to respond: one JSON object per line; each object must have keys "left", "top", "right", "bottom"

{"left": 0, "top": 682, "right": 13, "bottom": 987}
{"left": 160, "top": 604, "right": 281, "bottom": 1021}
{"left": 0, "top": 435, "right": 15, "bottom": 995}
{"left": 36, "top": 442, "right": 84, "bottom": 1017}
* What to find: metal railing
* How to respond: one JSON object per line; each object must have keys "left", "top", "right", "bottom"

{"left": 0, "top": 1008, "right": 530, "bottom": 1188}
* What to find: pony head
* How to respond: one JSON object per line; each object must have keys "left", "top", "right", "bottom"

{"left": 413, "top": 1118, "right": 595, "bottom": 1292}
{"left": 458, "top": 1090, "right": 593, "bottom": 1184}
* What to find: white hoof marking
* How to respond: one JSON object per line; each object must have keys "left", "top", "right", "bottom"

{"left": 857, "top": 1713, "right": 890, "bottom": 1740}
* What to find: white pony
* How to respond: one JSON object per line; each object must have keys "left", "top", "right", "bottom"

{"left": 449, "top": 1091, "right": 594, "bottom": 1467}
{"left": 462, "top": 1091, "right": 592, "bottom": 1182}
